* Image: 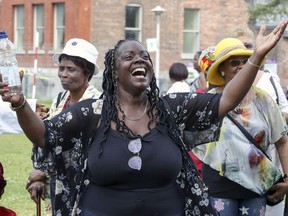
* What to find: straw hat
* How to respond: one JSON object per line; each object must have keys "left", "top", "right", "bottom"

{"left": 207, "top": 38, "right": 253, "bottom": 85}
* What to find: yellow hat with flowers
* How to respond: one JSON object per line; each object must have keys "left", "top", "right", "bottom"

{"left": 207, "top": 38, "right": 253, "bottom": 86}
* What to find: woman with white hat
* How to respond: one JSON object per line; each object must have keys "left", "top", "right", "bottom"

{"left": 25, "top": 38, "right": 102, "bottom": 215}
{"left": 193, "top": 37, "right": 288, "bottom": 215}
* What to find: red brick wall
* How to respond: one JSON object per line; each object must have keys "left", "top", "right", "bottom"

{"left": 0, "top": 0, "right": 91, "bottom": 68}
{"left": 1, "top": 0, "right": 287, "bottom": 88}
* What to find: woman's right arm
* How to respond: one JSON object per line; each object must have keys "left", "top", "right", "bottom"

{"left": 0, "top": 77, "right": 46, "bottom": 147}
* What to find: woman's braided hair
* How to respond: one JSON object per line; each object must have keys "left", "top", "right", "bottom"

{"left": 98, "top": 39, "right": 169, "bottom": 154}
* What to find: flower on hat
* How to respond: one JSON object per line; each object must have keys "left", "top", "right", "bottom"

{"left": 199, "top": 46, "right": 215, "bottom": 73}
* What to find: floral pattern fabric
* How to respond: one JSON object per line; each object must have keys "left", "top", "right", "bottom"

{"left": 31, "top": 84, "right": 101, "bottom": 214}
{"left": 40, "top": 92, "right": 222, "bottom": 216}
{"left": 193, "top": 87, "right": 287, "bottom": 195}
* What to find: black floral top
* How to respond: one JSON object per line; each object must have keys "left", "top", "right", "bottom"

{"left": 41, "top": 92, "right": 222, "bottom": 216}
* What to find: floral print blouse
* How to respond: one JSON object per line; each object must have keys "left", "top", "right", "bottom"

{"left": 193, "top": 87, "right": 287, "bottom": 195}
{"left": 40, "top": 92, "right": 222, "bottom": 216}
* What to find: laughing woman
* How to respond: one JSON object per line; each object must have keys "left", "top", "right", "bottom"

{"left": 0, "top": 20, "right": 287, "bottom": 216}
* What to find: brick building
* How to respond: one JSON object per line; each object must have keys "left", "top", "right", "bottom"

{"left": 0, "top": 0, "right": 287, "bottom": 99}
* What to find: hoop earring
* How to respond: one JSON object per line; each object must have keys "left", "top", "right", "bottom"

{"left": 221, "top": 71, "right": 225, "bottom": 77}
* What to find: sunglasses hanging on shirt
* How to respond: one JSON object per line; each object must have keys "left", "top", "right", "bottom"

{"left": 128, "top": 138, "right": 142, "bottom": 170}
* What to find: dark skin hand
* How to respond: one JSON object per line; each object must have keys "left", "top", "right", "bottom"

{"left": 36, "top": 102, "right": 50, "bottom": 119}
{"left": 26, "top": 169, "right": 47, "bottom": 203}
{"left": 26, "top": 181, "right": 45, "bottom": 203}
{"left": 0, "top": 71, "right": 50, "bottom": 119}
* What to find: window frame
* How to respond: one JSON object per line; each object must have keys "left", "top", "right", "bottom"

{"left": 33, "top": 4, "right": 45, "bottom": 50}
{"left": 13, "top": 5, "right": 25, "bottom": 53}
{"left": 182, "top": 8, "right": 200, "bottom": 59}
{"left": 53, "top": 3, "right": 65, "bottom": 51}
{"left": 125, "top": 4, "right": 142, "bottom": 42}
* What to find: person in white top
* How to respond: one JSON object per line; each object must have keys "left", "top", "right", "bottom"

{"left": 232, "top": 25, "right": 288, "bottom": 216}
{"left": 165, "top": 62, "right": 190, "bottom": 94}
{"left": 0, "top": 96, "right": 38, "bottom": 134}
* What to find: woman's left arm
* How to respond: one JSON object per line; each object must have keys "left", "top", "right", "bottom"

{"left": 275, "top": 136, "right": 288, "bottom": 177}
{"left": 218, "top": 20, "right": 288, "bottom": 119}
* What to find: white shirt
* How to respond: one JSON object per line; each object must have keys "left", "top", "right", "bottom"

{"left": 166, "top": 81, "right": 190, "bottom": 94}
{"left": 0, "top": 98, "right": 37, "bottom": 134}
{"left": 256, "top": 72, "right": 288, "bottom": 113}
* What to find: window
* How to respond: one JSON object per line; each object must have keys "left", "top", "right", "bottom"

{"left": 14, "top": 5, "right": 25, "bottom": 52}
{"left": 183, "top": 9, "right": 200, "bottom": 58}
{"left": 125, "top": 5, "right": 142, "bottom": 41}
{"left": 33, "top": 4, "right": 44, "bottom": 49}
{"left": 53, "top": 3, "right": 65, "bottom": 50}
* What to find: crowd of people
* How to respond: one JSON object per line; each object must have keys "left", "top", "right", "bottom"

{"left": 0, "top": 19, "right": 288, "bottom": 216}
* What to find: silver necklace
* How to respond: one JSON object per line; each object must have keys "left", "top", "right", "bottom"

{"left": 118, "top": 100, "right": 148, "bottom": 121}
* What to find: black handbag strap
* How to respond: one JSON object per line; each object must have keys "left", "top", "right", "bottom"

{"left": 226, "top": 113, "right": 271, "bottom": 161}
{"left": 269, "top": 76, "right": 279, "bottom": 105}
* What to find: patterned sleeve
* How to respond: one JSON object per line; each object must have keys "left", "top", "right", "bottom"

{"left": 163, "top": 92, "right": 222, "bottom": 148}
{"left": 44, "top": 99, "right": 102, "bottom": 152}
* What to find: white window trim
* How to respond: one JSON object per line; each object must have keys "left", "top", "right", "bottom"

{"left": 28, "top": 4, "right": 45, "bottom": 54}
{"left": 182, "top": 8, "right": 200, "bottom": 59}
{"left": 53, "top": 3, "right": 65, "bottom": 51}
{"left": 14, "top": 5, "right": 25, "bottom": 54}
{"left": 125, "top": 4, "right": 142, "bottom": 42}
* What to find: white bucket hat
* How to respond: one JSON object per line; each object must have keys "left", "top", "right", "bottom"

{"left": 53, "top": 38, "right": 99, "bottom": 75}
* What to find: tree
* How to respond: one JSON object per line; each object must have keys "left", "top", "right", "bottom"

{"left": 248, "top": 0, "right": 288, "bottom": 24}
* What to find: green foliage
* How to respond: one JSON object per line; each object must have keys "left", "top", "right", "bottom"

{"left": 248, "top": 0, "right": 288, "bottom": 24}
{"left": 0, "top": 134, "right": 47, "bottom": 216}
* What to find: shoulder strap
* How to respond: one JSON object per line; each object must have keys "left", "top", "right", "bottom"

{"left": 55, "top": 91, "right": 68, "bottom": 108}
{"left": 269, "top": 76, "right": 279, "bottom": 105}
{"left": 56, "top": 92, "right": 63, "bottom": 108}
{"left": 226, "top": 113, "right": 271, "bottom": 161}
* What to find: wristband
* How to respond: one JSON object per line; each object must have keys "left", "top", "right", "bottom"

{"left": 10, "top": 96, "right": 27, "bottom": 111}
{"left": 247, "top": 58, "right": 261, "bottom": 69}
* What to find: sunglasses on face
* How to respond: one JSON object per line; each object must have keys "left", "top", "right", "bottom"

{"left": 243, "top": 43, "right": 254, "bottom": 50}
{"left": 228, "top": 59, "right": 248, "bottom": 67}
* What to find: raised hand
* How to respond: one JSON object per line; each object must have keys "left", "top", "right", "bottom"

{"left": 0, "top": 71, "right": 25, "bottom": 105}
{"left": 254, "top": 20, "right": 288, "bottom": 58}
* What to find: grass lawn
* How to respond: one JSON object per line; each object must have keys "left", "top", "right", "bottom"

{"left": 0, "top": 134, "right": 48, "bottom": 216}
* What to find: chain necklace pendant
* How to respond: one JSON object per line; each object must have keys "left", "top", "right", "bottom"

{"left": 118, "top": 100, "right": 148, "bottom": 121}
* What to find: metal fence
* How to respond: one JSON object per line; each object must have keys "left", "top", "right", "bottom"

{"left": 22, "top": 68, "right": 171, "bottom": 101}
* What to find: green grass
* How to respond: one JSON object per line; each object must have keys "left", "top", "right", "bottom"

{"left": 0, "top": 134, "right": 48, "bottom": 216}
